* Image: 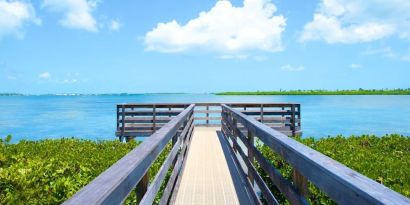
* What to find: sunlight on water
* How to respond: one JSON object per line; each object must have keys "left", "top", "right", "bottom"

{"left": 1, "top": 94, "right": 409, "bottom": 142}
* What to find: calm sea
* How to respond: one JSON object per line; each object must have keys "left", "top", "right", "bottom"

{"left": 1, "top": 94, "right": 409, "bottom": 142}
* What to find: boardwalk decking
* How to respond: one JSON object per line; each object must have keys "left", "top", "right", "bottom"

{"left": 64, "top": 103, "right": 410, "bottom": 205}
{"left": 173, "top": 127, "right": 254, "bottom": 205}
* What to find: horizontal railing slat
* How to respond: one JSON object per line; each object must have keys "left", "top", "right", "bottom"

{"left": 223, "top": 124, "right": 279, "bottom": 205}
{"left": 222, "top": 104, "right": 410, "bottom": 205}
{"left": 194, "top": 110, "right": 221, "bottom": 113}
{"left": 160, "top": 122, "right": 195, "bottom": 205}
{"left": 222, "top": 118, "right": 308, "bottom": 205}
{"left": 139, "top": 137, "right": 181, "bottom": 205}
{"left": 121, "top": 111, "right": 181, "bottom": 116}
{"left": 241, "top": 110, "right": 299, "bottom": 115}
{"left": 64, "top": 104, "right": 195, "bottom": 205}
{"left": 120, "top": 118, "right": 172, "bottom": 123}
{"left": 116, "top": 102, "right": 301, "bottom": 137}
{"left": 140, "top": 115, "right": 194, "bottom": 204}
{"left": 194, "top": 117, "right": 221, "bottom": 121}
{"left": 117, "top": 104, "right": 189, "bottom": 108}
{"left": 219, "top": 128, "right": 263, "bottom": 205}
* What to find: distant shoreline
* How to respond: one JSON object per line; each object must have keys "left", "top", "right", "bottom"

{"left": 216, "top": 89, "right": 410, "bottom": 95}
{"left": 1, "top": 89, "right": 410, "bottom": 96}
{"left": 0, "top": 93, "right": 189, "bottom": 96}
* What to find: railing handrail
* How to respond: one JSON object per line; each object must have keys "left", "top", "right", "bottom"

{"left": 221, "top": 104, "right": 410, "bottom": 205}
{"left": 117, "top": 102, "right": 301, "bottom": 137}
{"left": 117, "top": 102, "right": 301, "bottom": 106}
{"left": 64, "top": 104, "right": 195, "bottom": 205}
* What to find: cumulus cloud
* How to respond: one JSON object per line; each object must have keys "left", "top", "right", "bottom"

{"left": 58, "top": 78, "right": 77, "bottom": 83}
{"left": 144, "top": 0, "right": 286, "bottom": 54}
{"left": 39, "top": 72, "right": 51, "bottom": 78}
{"left": 281, "top": 64, "right": 305, "bottom": 71}
{"left": 0, "top": 0, "right": 41, "bottom": 40}
{"left": 300, "top": 0, "right": 410, "bottom": 43}
{"left": 349, "top": 63, "right": 361, "bottom": 68}
{"left": 109, "top": 19, "right": 120, "bottom": 31}
{"left": 42, "top": 0, "right": 99, "bottom": 32}
{"left": 362, "top": 46, "right": 410, "bottom": 62}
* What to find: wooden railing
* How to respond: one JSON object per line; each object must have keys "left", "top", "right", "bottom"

{"left": 194, "top": 103, "right": 222, "bottom": 126}
{"left": 64, "top": 104, "right": 195, "bottom": 205}
{"left": 227, "top": 103, "right": 301, "bottom": 136}
{"left": 117, "top": 103, "right": 301, "bottom": 139}
{"left": 221, "top": 104, "right": 410, "bottom": 205}
{"left": 116, "top": 103, "right": 189, "bottom": 140}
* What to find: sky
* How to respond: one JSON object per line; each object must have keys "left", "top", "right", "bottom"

{"left": 0, "top": 0, "right": 409, "bottom": 94}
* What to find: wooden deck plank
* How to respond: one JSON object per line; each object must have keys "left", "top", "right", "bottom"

{"left": 173, "top": 127, "right": 255, "bottom": 205}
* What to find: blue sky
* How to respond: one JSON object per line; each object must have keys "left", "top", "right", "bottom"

{"left": 0, "top": 0, "right": 409, "bottom": 94}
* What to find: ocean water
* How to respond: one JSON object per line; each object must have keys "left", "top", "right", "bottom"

{"left": 1, "top": 94, "right": 409, "bottom": 142}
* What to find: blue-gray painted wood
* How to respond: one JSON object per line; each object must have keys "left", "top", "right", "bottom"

{"left": 221, "top": 104, "right": 410, "bottom": 205}
{"left": 63, "top": 104, "right": 195, "bottom": 205}
{"left": 222, "top": 116, "right": 309, "bottom": 205}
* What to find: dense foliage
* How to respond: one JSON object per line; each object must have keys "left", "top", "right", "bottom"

{"left": 0, "top": 135, "right": 173, "bottom": 205}
{"left": 257, "top": 134, "right": 410, "bottom": 204}
{"left": 216, "top": 88, "right": 410, "bottom": 95}
{"left": 0, "top": 136, "right": 140, "bottom": 204}
{"left": 1, "top": 134, "right": 409, "bottom": 204}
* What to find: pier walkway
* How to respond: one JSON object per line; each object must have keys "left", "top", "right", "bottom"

{"left": 64, "top": 103, "right": 410, "bottom": 205}
{"left": 173, "top": 127, "right": 254, "bottom": 205}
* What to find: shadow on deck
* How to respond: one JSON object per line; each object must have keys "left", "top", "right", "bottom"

{"left": 171, "top": 127, "right": 256, "bottom": 204}
{"left": 64, "top": 103, "right": 410, "bottom": 205}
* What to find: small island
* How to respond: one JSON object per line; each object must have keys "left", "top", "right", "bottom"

{"left": 216, "top": 88, "right": 410, "bottom": 95}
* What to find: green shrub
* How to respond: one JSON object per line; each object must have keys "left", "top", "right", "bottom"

{"left": 0, "top": 137, "right": 139, "bottom": 204}
{"left": 1, "top": 134, "right": 408, "bottom": 204}
{"left": 257, "top": 134, "right": 410, "bottom": 204}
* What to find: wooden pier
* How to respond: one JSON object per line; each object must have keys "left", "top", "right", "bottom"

{"left": 64, "top": 103, "right": 410, "bottom": 205}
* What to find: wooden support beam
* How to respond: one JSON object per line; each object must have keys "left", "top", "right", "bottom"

{"left": 136, "top": 172, "right": 149, "bottom": 203}
{"left": 248, "top": 128, "right": 254, "bottom": 186}
{"left": 206, "top": 105, "right": 209, "bottom": 125}
{"left": 121, "top": 105, "right": 125, "bottom": 137}
{"left": 291, "top": 104, "right": 296, "bottom": 137}
{"left": 152, "top": 105, "right": 156, "bottom": 134}
{"left": 293, "top": 169, "right": 308, "bottom": 198}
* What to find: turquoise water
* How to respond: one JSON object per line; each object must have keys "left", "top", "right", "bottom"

{"left": 1, "top": 94, "right": 409, "bottom": 142}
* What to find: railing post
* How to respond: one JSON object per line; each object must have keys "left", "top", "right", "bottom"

{"left": 126, "top": 136, "right": 133, "bottom": 142}
{"left": 153, "top": 105, "right": 156, "bottom": 134}
{"left": 136, "top": 171, "right": 149, "bottom": 204}
{"left": 116, "top": 105, "right": 120, "bottom": 134}
{"left": 206, "top": 105, "right": 209, "bottom": 125}
{"left": 297, "top": 104, "right": 301, "bottom": 131}
{"left": 172, "top": 133, "right": 178, "bottom": 146}
{"left": 291, "top": 104, "right": 296, "bottom": 137}
{"left": 221, "top": 107, "right": 224, "bottom": 128}
{"left": 293, "top": 169, "right": 308, "bottom": 198}
{"left": 232, "top": 117, "right": 238, "bottom": 152}
{"left": 260, "top": 104, "right": 264, "bottom": 123}
{"left": 247, "top": 128, "right": 254, "bottom": 186}
{"left": 121, "top": 104, "right": 125, "bottom": 137}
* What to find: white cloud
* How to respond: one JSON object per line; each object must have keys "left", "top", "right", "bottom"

{"left": 281, "top": 64, "right": 305, "bottom": 71}
{"left": 109, "top": 19, "right": 120, "bottom": 31}
{"left": 0, "top": 0, "right": 41, "bottom": 40}
{"left": 39, "top": 72, "right": 51, "bottom": 78}
{"left": 7, "top": 75, "right": 17, "bottom": 80}
{"left": 362, "top": 46, "right": 410, "bottom": 62}
{"left": 59, "top": 78, "right": 77, "bottom": 83}
{"left": 361, "top": 47, "right": 396, "bottom": 58}
{"left": 349, "top": 63, "right": 361, "bottom": 68}
{"left": 218, "top": 54, "right": 249, "bottom": 60}
{"left": 42, "top": 0, "right": 99, "bottom": 32}
{"left": 144, "top": 0, "right": 286, "bottom": 54}
{"left": 300, "top": 0, "right": 410, "bottom": 43}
